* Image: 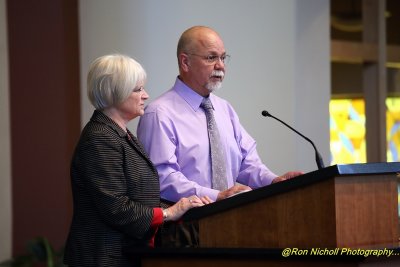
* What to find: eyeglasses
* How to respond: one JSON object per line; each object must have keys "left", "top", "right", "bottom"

{"left": 132, "top": 86, "right": 145, "bottom": 93}
{"left": 187, "top": 53, "right": 231, "bottom": 65}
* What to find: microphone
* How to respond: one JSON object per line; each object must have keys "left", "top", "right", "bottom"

{"left": 261, "top": 110, "right": 325, "bottom": 170}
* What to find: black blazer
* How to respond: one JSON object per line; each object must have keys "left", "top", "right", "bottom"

{"left": 64, "top": 110, "right": 160, "bottom": 267}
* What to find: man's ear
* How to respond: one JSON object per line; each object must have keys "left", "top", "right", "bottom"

{"left": 179, "top": 53, "right": 190, "bottom": 72}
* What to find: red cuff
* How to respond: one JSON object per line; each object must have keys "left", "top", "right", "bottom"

{"left": 151, "top": 208, "right": 163, "bottom": 228}
{"left": 148, "top": 208, "right": 163, "bottom": 248}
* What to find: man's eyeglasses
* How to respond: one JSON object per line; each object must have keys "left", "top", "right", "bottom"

{"left": 187, "top": 53, "right": 231, "bottom": 65}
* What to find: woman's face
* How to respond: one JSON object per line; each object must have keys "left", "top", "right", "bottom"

{"left": 117, "top": 83, "right": 149, "bottom": 120}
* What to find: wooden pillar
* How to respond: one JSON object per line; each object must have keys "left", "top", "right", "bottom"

{"left": 362, "top": 0, "right": 387, "bottom": 162}
{"left": 7, "top": 0, "right": 81, "bottom": 256}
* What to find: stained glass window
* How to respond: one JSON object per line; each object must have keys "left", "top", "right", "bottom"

{"left": 329, "top": 99, "right": 366, "bottom": 164}
{"left": 386, "top": 97, "right": 400, "bottom": 162}
{"left": 329, "top": 97, "right": 400, "bottom": 164}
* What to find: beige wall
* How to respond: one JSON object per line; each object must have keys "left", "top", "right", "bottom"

{"left": 79, "top": 0, "right": 330, "bottom": 174}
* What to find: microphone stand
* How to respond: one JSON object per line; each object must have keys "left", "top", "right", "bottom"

{"left": 262, "top": 110, "right": 325, "bottom": 170}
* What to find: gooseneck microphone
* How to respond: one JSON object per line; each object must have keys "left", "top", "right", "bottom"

{"left": 261, "top": 110, "right": 325, "bottom": 170}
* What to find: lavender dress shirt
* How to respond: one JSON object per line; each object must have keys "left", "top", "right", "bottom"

{"left": 137, "top": 77, "right": 277, "bottom": 202}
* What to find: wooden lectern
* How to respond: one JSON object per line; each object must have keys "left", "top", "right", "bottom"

{"left": 127, "top": 163, "right": 400, "bottom": 267}
{"left": 183, "top": 162, "right": 400, "bottom": 249}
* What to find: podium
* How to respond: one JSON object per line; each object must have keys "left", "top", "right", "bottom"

{"left": 183, "top": 162, "right": 400, "bottom": 249}
{"left": 128, "top": 163, "right": 400, "bottom": 267}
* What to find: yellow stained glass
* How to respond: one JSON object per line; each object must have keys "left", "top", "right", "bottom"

{"left": 386, "top": 97, "right": 400, "bottom": 162}
{"left": 329, "top": 99, "right": 366, "bottom": 164}
{"left": 330, "top": 97, "right": 400, "bottom": 164}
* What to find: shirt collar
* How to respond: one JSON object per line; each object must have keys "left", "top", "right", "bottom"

{"left": 173, "top": 77, "right": 214, "bottom": 112}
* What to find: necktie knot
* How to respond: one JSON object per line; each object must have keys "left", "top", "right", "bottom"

{"left": 200, "top": 97, "right": 213, "bottom": 111}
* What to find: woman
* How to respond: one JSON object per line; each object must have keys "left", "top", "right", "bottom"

{"left": 63, "top": 54, "right": 210, "bottom": 267}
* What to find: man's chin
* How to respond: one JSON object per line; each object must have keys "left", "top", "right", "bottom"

{"left": 206, "top": 82, "right": 222, "bottom": 92}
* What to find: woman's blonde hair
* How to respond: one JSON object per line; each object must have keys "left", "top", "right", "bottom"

{"left": 87, "top": 54, "right": 146, "bottom": 109}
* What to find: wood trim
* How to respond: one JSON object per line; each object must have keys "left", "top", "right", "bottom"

{"left": 331, "top": 40, "right": 400, "bottom": 66}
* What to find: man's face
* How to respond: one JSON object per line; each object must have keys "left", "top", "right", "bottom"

{"left": 186, "top": 31, "right": 227, "bottom": 96}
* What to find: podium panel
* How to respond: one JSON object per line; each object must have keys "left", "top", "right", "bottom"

{"left": 335, "top": 174, "right": 398, "bottom": 247}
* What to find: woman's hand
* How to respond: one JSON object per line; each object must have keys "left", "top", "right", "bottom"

{"left": 164, "top": 195, "right": 213, "bottom": 222}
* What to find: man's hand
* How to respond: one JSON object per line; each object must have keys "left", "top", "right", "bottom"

{"left": 217, "top": 184, "right": 252, "bottom": 201}
{"left": 271, "top": 171, "right": 304, "bottom": 184}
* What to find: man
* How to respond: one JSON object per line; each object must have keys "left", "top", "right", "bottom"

{"left": 137, "top": 26, "right": 302, "bottom": 204}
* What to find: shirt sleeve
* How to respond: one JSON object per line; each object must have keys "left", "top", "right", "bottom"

{"left": 138, "top": 109, "right": 220, "bottom": 202}
{"left": 229, "top": 106, "right": 278, "bottom": 188}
